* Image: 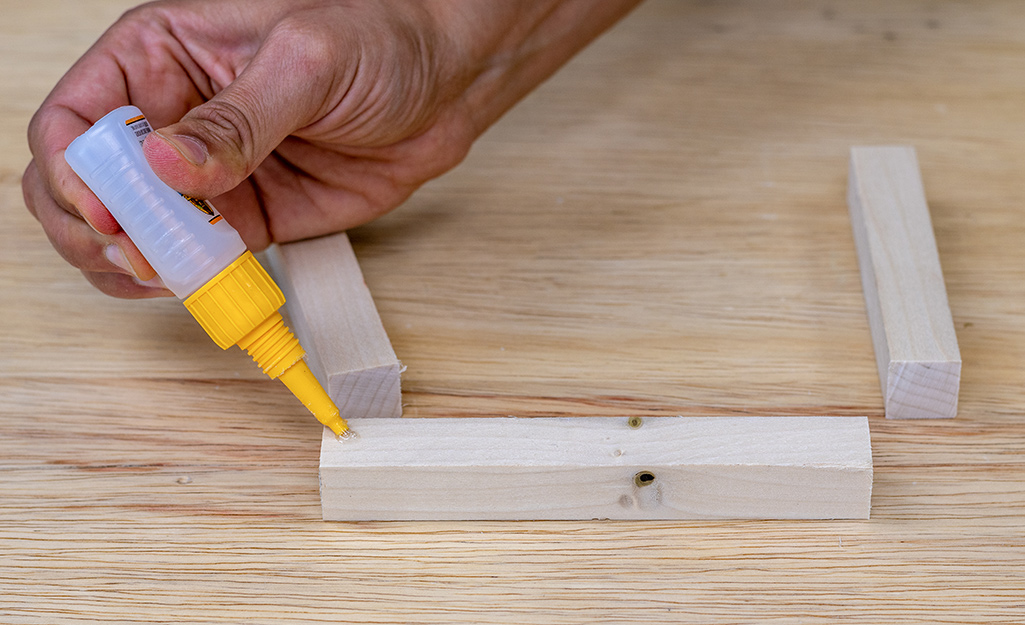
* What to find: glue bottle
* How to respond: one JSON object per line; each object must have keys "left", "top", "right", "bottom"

{"left": 65, "top": 105, "right": 350, "bottom": 438}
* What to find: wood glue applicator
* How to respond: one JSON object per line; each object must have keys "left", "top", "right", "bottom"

{"left": 65, "top": 106, "right": 352, "bottom": 440}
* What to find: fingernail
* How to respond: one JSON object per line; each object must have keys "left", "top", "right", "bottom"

{"left": 81, "top": 214, "right": 104, "bottom": 235}
{"left": 104, "top": 244, "right": 134, "bottom": 275}
{"left": 154, "top": 130, "right": 208, "bottom": 166}
{"left": 134, "top": 275, "right": 167, "bottom": 290}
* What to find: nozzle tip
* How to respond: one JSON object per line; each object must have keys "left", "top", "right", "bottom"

{"left": 277, "top": 359, "right": 351, "bottom": 437}
{"left": 334, "top": 427, "right": 358, "bottom": 442}
{"left": 322, "top": 414, "right": 352, "bottom": 439}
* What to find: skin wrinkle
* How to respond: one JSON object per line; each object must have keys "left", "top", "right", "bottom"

{"left": 289, "top": 5, "right": 440, "bottom": 147}
{"left": 157, "top": 26, "right": 219, "bottom": 105}
{"left": 244, "top": 165, "right": 274, "bottom": 250}
{"left": 321, "top": 36, "right": 399, "bottom": 146}
{"left": 299, "top": 57, "right": 360, "bottom": 139}
{"left": 118, "top": 21, "right": 172, "bottom": 108}
{"left": 113, "top": 55, "right": 134, "bottom": 107}
{"left": 158, "top": 7, "right": 255, "bottom": 91}
{"left": 46, "top": 53, "right": 125, "bottom": 126}
{"left": 262, "top": 143, "right": 390, "bottom": 242}
{"left": 130, "top": 7, "right": 247, "bottom": 122}
{"left": 270, "top": 29, "right": 342, "bottom": 135}
{"left": 200, "top": 96, "right": 260, "bottom": 174}
{"left": 391, "top": 14, "right": 446, "bottom": 142}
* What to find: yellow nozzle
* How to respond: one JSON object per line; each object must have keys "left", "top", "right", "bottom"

{"left": 182, "top": 251, "right": 349, "bottom": 437}
{"left": 278, "top": 359, "right": 349, "bottom": 436}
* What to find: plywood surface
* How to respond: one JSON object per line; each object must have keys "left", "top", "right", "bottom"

{"left": 3, "top": 0, "right": 1025, "bottom": 622}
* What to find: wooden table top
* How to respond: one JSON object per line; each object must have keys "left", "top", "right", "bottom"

{"left": 3, "top": 0, "right": 1025, "bottom": 622}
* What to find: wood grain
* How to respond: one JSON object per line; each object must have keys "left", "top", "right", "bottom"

{"left": 4, "top": 0, "right": 1025, "bottom": 623}
{"left": 320, "top": 416, "right": 872, "bottom": 520}
{"left": 266, "top": 233, "right": 402, "bottom": 420}
{"left": 848, "top": 146, "right": 961, "bottom": 418}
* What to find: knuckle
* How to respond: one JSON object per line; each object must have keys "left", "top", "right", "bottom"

{"left": 194, "top": 99, "right": 258, "bottom": 166}
{"left": 107, "top": 2, "right": 171, "bottom": 52}
{"left": 21, "top": 162, "right": 41, "bottom": 219}
{"left": 271, "top": 19, "right": 337, "bottom": 75}
{"left": 115, "top": 2, "right": 166, "bottom": 31}
{"left": 47, "top": 222, "right": 90, "bottom": 270}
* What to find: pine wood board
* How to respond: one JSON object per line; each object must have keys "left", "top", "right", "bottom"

{"left": 847, "top": 146, "right": 961, "bottom": 418}
{"left": 320, "top": 417, "right": 872, "bottom": 520}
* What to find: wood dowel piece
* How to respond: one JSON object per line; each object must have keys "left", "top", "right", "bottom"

{"left": 847, "top": 146, "right": 961, "bottom": 419}
{"left": 320, "top": 416, "right": 873, "bottom": 520}
{"left": 266, "top": 232, "right": 402, "bottom": 420}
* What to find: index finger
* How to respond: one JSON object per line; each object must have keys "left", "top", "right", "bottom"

{"left": 28, "top": 50, "right": 135, "bottom": 235}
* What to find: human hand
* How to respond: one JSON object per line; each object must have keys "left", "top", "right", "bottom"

{"left": 24, "top": 0, "right": 640, "bottom": 298}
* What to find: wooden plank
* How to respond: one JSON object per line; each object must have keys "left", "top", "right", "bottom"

{"left": 320, "top": 416, "right": 873, "bottom": 520}
{"left": 847, "top": 146, "right": 961, "bottom": 419}
{"left": 266, "top": 232, "right": 402, "bottom": 420}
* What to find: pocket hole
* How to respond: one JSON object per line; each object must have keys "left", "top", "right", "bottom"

{"left": 634, "top": 471, "right": 656, "bottom": 487}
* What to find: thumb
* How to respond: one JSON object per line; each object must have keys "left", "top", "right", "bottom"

{"left": 142, "top": 34, "right": 331, "bottom": 199}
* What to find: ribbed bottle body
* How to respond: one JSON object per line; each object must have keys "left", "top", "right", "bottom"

{"left": 65, "top": 106, "right": 246, "bottom": 298}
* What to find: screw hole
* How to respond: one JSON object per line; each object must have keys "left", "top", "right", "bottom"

{"left": 634, "top": 471, "right": 656, "bottom": 487}
{"left": 627, "top": 417, "right": 643, "bottom": 429}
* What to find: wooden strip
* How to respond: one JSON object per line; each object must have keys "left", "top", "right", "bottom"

{"left": 847, "top": 146, "right": 961, "bottom": 419}
{"left": 266, "top": 233, "right": 402, "bottom": 420}
{"left": 320, "top": 416, "right": 872, "bottom": 520}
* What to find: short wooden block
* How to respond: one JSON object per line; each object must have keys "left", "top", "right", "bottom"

{"left": 266, "top": 233, "right": 402, "bottom": 420}
{"left": 847, "top": 146, "right": 961, "bottom": 419}
{"left": 320, "top": 416, "right": 873, "bottom": 521}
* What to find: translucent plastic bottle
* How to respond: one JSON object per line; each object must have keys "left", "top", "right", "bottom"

{"left": 65, "top": 106, "right": 350, "bottom": 437}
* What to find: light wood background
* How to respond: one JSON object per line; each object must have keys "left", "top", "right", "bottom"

{"left": 3, "top": 0, "right": 1025, "bottom": 622}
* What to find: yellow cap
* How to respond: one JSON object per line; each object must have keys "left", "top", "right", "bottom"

{"left": 183, "top": 251, "right": 349, "bottom": 437}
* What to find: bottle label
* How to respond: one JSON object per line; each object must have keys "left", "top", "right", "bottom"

{"left": 126, "top": 113, "right": 224, "bottom": 225}
{"left": 124, "top": 114, "right": 152, "bottom": 146}
{"left": 180, "top": 194, "right": 224, "bottom": 224}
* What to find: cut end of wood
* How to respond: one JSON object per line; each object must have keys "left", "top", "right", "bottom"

{"left": 886, "top": 360, "right": 961, "bottom": 419}
{"left": 328, "top": 363, "right": 403, "bottom": 420}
